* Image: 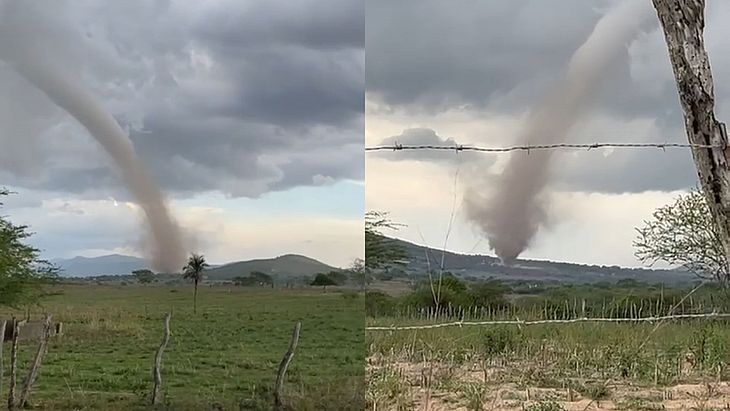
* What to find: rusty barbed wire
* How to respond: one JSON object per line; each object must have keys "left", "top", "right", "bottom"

{"left": 365, "top": 142, "right": 723, "bottom": 153}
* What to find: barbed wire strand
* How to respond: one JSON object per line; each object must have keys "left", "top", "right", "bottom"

{"left": 367, "top": 144, "right": 726, "bottom": 331}
{"left": 365, "top": 312, "right": 730, "bottom": 331}
{"left": 365, "top": 142, "right": 723, "bottom": 153}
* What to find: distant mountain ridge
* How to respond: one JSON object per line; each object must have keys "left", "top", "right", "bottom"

{"left": 205, "top": 254, "right": 337, "bottom": 280}
{"left": 52, "top": 253, "right": 337, "bottom": 279}
{"left": 388, "top": 237, "right": 696, "bottom": 285}
{"left": 51, "top": 254, "right": 147, "bottom": 277}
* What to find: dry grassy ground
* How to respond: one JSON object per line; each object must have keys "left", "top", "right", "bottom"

{"left": 367, "top": 317, "right": 730, "bottom": 410}
{"left": 368, "top": 356, "right": 730, "bottom": 410}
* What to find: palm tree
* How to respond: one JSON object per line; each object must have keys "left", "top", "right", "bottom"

{"left": 183, "top": 253, "right": 208, "bottom": 314}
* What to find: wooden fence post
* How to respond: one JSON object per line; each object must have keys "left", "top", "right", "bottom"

{"left": 274, "top": 322, "right": 301, "bottom": 410}
{"left": 20, "top": 315, "right": 52, "bottom": 408}
{"left": 0, "top": 320, "right": 7, "bottom": 397}
{"left": 151, "top": 313, "right": 171, "bottom": 405}
{"left": 8, "top": 319, "right": 26, "bottom": 411}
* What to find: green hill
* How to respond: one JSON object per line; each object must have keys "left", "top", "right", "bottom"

{"left": 205, "top": 254, "right": 338, "bottom": 280}
{"left": 386, "top": 237, "right": 696, "bottom": 286}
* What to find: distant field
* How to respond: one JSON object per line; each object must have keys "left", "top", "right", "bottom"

{"left": 367, "top": 280, "right": 413, "bottom": 297}
{"left": 0, "top": 285, "right": 364, "bottom": 410}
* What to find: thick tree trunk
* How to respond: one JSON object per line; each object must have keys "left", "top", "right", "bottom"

{"left": 193, "top": 280, "right": 198, "bottom": 314}
{"left": 0, "top": 320, "right": 6, "bottom": 397}
{"left": 652, "top": 0, "right": 730, "bottom": 277}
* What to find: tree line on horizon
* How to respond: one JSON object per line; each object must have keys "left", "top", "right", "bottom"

{"left": 0, "top": 187, "right": 727, "bottom": 311}
{"left": 366, "top": 189, "right": 730, "bottom": 318}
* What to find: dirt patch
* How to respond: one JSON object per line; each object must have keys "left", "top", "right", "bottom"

{"left": 368, "top": 358, "right": 730, "bottom": 410}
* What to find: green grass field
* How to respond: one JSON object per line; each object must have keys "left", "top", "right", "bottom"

{"left": 0, "top": 285, "right": 364, "bottom": 410}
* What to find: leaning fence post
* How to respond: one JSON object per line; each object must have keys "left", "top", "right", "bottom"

{"left": 19, "top": 315, "right": 52, "bottom": 408}
{"left": 0, "top": 319, "right": 7, "bottom": 396}
{"left": 274, "top": 322, "right": 301, "bottom": 410}
{"left": 151, "top": 313, "right": 171, "bottom": 405}
{"left": 8, "top": 318, "right": 26, "bottom": 411}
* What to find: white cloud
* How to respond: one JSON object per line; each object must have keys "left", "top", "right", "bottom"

{"left": 5, "top": 193, "right": 362, "bottom": 268}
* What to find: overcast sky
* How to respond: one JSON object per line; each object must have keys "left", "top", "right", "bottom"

{"left": 0, "top": 0, "right": 363, "bottom": 267}
{"left": 365, "top": 0, "right": 730, "bottom": 268}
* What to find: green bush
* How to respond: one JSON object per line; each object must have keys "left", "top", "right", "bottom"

{"left": 402, "top": 286, "right": 472, "bottom": 311}
{"left": 480, "top": 326, "right": 519, "bottom": 358}
{"left": 470, "top": 280, "right": 509, "bottom": 309}
{"left": 365, "top": 291, "right": 398, "bottom": 317}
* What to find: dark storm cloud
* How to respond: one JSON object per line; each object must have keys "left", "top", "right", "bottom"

{"left": 195, "top": 1, "right": 363, "bottom": 51}
{"left": 212, "top": 47, "right": 363, "bottom": 127}
{"left": 366, "top": 0, "right": 667, "bottom": 118}
{"left": 366, "top": 0, "right": 602, "bottom": 111}
{"left": 0, "top": 0, "right": 363, "bottom": 198}
{"left": 366, "top": 0, "right": 730, "bottom": 194}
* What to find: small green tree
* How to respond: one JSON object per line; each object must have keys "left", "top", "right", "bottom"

{"left": 634, "top": 190, "right": 727, "bottom": 286}
{"left": 469, "top": 280, "right": 509, "bottom": 309}
{"left": 365, "top": 290, "right": 397, "bottom": 316}
{"left": 233, "top": 276, "right": 252, "bottom": 286}
{"left": 182, "top": 253, "right": 208, "bottom": 314}
{"left": 348, "top": 258, "right": 367, "bottom": 290}
{"left": 326, "top": 270, "right": 348, "bottom": 285}
{"left": 132, "top": 269, "right": 155, "bottom": 284}
{"left": 250, "top": 271, "right": 273, "bottom": 287}
{"left": 310, "top": 273, "right": 336, "bottom": 291}
{"left": 404, "top": 285, "right": 471, "bottom": 310}
{"left": 365, "top": 211, "right": 408, "bottom": 270}
{"left": 438, "top": 273, "right": 467, "bottom": 294}
{"left": 0, "top": 189, "right": 58, "bottom": 307}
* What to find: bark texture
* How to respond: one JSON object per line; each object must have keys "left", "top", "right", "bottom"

{"left": 20, "top": 315, "right": 52, "bottom": 408}
{"left": 274, "top": 322, "right": 301, "bottom": 410}
{"left": 8, "top": 319, "right": 26, "bottom": 411}
{"left": 653, "top": 0, "right": 730, "bottom": 275}
{"left": 151, "top": 313, "right": 171, "bottom": 405}
{"left": 0, "top": 320, "right": 7, "bottom": 397}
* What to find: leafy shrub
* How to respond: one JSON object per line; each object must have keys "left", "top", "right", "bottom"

{"left": 462, "top": 383, "right": 487, "bottom": 411}
{"left": 470, "top": 280, "right": 509, "bottom": 309}
{"left": 581, "top": 383, "right": 611, "bottom": 401}
{"left": 480, "top": 326, "right": 519, "bottom": 358}
{"left": 365, "top": 291, "right": 398, "bottom": 317}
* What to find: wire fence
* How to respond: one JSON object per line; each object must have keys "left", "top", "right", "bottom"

{"left": 365, "top": 142, "right": 723, "bottom": 153}
{"left": 366, "top": 139, "right": 727, "bottom": 333}
{"left": 365, "top": 312, "right": 730, "bottom": 331}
